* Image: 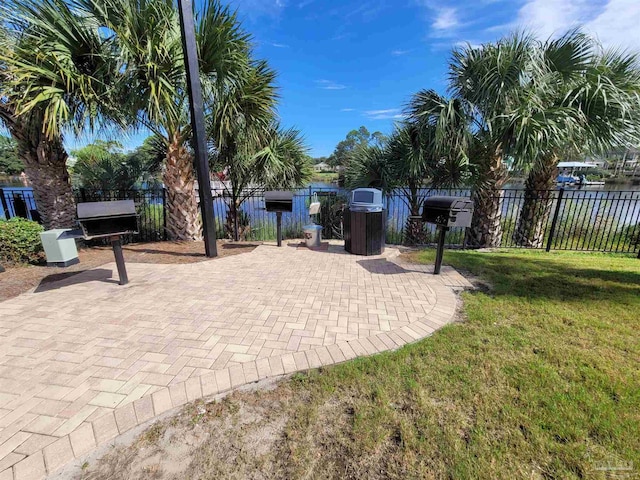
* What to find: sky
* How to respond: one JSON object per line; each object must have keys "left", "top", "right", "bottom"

{"left": 65, "top": 0, "right": 640, "bottom": 158}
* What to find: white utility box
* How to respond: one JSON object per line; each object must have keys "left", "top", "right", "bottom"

{"left": 40, "top": 229, "right": 79, "bottom": 267}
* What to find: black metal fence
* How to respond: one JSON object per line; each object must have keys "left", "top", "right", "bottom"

{"left": 383, "top": 188, "right": 640, "bottom": 254}
{"left": 1, "top": 187, "right": 166, "bottom": 243}
{"left": 0, "top": 188, "right": 37, "bottom": 220}
{"left": 2, "top": 186, "right": 639, "bottom": 254}
{"left": 75, "top": 188, "right": 166, "bottom": 243}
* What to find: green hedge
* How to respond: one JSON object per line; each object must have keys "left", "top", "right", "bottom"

{"left": 0, "top": 217, "right": 45, "bottom": 264}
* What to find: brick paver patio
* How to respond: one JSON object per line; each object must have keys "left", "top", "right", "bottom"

{"left": 0, "top": 242, "right": 470, "bottom": 479}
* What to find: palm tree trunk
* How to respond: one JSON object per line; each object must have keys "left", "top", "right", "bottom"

{"left": 467, "top": 150, "right": 507, "bottom": 248}
{"left": 404, "top": 182, "right": 425, "bottom": 245}
{"left": 6, "top": 110, "right": 76, "bottom": 229}
{"left": 514, "top": 153, "right": 558, "bottom": 247}
{"left": 224, "top": 198, "right": 239, "bottom": 241}
{"left": 163, "top": 135, "right": 202, "bottom": 241}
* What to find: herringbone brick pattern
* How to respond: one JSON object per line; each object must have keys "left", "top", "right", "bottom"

{"left": 0, "top": 242, "right": 469, "bottom": 479}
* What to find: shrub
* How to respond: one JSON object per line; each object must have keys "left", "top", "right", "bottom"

{"left": 0, "top": 217, "right": 45, "bottom": 264}
{"left": 317, "top": 194, "right": 347, "bottom": 239}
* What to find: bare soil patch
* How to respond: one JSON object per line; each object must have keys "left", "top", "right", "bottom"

{"left": 75, "top": 382, "right": 374, "bottom": 480}
{"left": 77, "top": 388, "right": 297, "bottom": 480}
{"left": 0, "top": 240, "right": 257, "bottom": 301}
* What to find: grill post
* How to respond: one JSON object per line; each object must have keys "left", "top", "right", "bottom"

{"left": 110, "top": 236, "right": 129, "bottom": 285}
{"left": 276, "top": 211, "right": 282, "bottom": 247}
{"left": 264, "top": 191, "right": 292, "bottom": 247}
{"left": 434, "top": 226, "right": 448, "bottom": 275}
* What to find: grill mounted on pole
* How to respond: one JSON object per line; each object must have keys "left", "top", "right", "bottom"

{"left": 75, "top": 200, "right": 139, "bottom": 285}
{"left": 264, "top": 191, "right": 293, "bottom": 247}
{"left": 422, "top": 196, "right": 473, "bottom": 274}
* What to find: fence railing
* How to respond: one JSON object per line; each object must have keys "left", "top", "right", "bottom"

{"left": 1, "top": 187, "right": 166, "bottom": 243}
{"left": 75, "top": 188, "right": 166, "bottom": 243}
{"left": 1, "top": 186, "right": 639, "bottom": 254}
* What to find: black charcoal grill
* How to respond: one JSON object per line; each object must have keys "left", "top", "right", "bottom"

{"left": 422, "top": 196, "right": 473, "bottom": 274}
{"left": 72, "top": 200, "right": 139, "bottom": 285}
{"left": 264, "top": 191, "right": 293, "bottom": 247}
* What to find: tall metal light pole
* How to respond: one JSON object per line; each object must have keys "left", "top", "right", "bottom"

{"left": 177, "top": 0, "right": 217, "bottom": 257}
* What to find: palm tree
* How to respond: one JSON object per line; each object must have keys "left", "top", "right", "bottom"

{"left": 75, "top": 0, "right": 252, "bottom": 240}
{"left": 211, "top": 119, "right": 312, "bottom": 240}
{"left": 206, "top": 59, "right": 311, "bottom": 240}
{"left": 207, "top": 60, "right": 275, "bottom": 240}
{"left": 218, "top": 124, "right": 312, "bottom": 241}
{"left": 346, "top": 93, "right": 470, "bottom": 244}
{"left": 514, "top": 33, "right": 640, "bottom": 246}
{"left": 445, "top": 33, "right": 542, "bottom": 247}
{"left": 0, "top": 0, "right": 118, "bottom": 228}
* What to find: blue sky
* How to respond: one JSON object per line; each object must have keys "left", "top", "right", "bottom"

{"left": 66, "top": 0, "right": 640, "bottom": 157}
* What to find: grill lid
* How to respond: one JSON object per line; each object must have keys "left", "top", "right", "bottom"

{"left": 77, "top": 200, "right": 136, "bottom": 219}
{"left": 264, "top": 191, "right": 293, "bottom": 202}
{"left": 423, "top": 196, "right": 473, "bottom": 211}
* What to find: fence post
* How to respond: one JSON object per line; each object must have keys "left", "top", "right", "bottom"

{"left": 162, "top": 187, "right": 168, "bottom": 240}
{"left": 546, "top": 187, "right": 564, "bottom": 252}
{"left": 0, "top": 189, "right": 10, "bottom": 219}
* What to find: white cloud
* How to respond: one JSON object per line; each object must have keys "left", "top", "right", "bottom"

{"left": 514, "top": 0, "right": 596, "bottom": 38}
{"left": 337, "top": 1, "right": 387, "bottom": 21}
{"left": 270, "top": 42, "right": 290, "bottom": 48}
{"left": 391, "top": 49, "right": 411, "bottom": 56}
{"left": 230, "top": 0, "right": 287, "bottom": 21}
{"left": 514, "top": 0, "right": 640, "bottom": 50}
{"left": 414, "top": 2, "right": 462, "bottom": 37}
{"left": 433, "top": 7, "right": 459, "bottom": 31}
{"left": 316, "top": 80, "right": 347, "bottom": 90}
{"left": 340, "top": 108, "right": 355, "bottom": 112}
{"left": 364, "top": 109, "right": 406, "bottom": 120}
{"left": 584, "top": 0, "right": 640, "bottom": 50}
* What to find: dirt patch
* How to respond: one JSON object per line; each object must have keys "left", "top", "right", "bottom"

{"left": 77, "top": 391, "right": 294, "bottom": 480}
{"left": 0, "top": 241, "right": 257, "bottom": 302}
{"left": 74, "top": 379, "right": 407, "bottom": 480}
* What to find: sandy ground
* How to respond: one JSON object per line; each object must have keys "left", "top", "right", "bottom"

{"left": 73, "top": 382, "right": 306, "bottom": 480}
{"left": 0, "top": 241, "right": 258, "bottom": 302}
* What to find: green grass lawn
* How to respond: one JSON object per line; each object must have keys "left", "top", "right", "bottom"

{"left": 309, "top": 171, "right": 339, "bottom": 182}
{"left": 279, "top": 250, "right": 640, "bottom": 479}
{"left": 86, "top": 250, "right": 640, "bottom": 480}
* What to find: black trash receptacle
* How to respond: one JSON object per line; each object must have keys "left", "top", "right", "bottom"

{"left": 344, "top": 188, "right": 385, "bottom": 256}
{"left": 344, "top": 208, "right": 385, "bottom": 256}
